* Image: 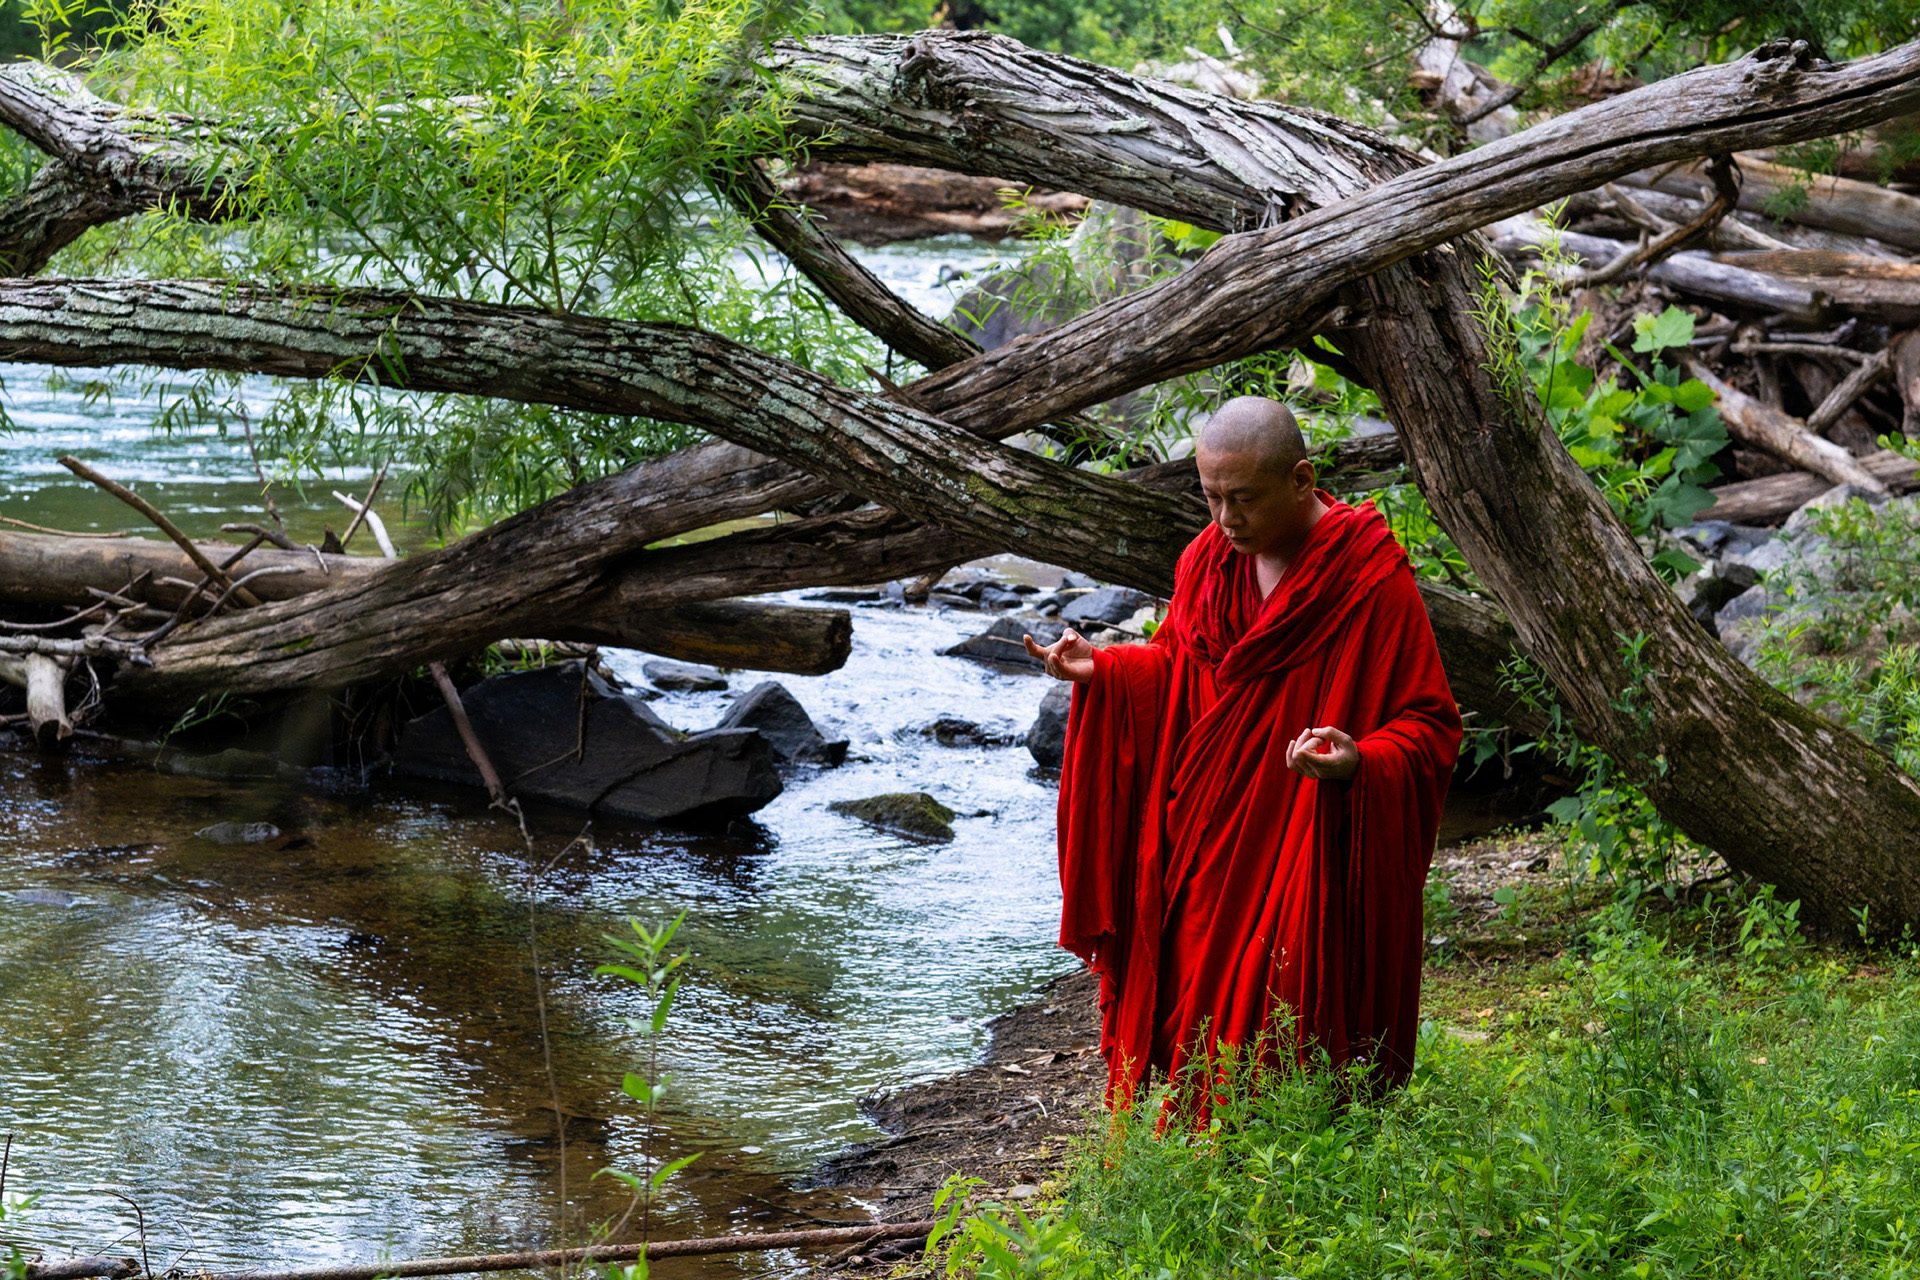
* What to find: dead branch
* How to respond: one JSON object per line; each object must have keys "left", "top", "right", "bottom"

{"left": 1680, "top": 355, "right": 1891, "bottom": 494}
{"left": 22, "top": 1258, "right": 138, "bottom": 1280}
{"left": 1805, "top": 347, "right": 1891, "bottom": 436}
{"left": 183, "top": 1220, "right": 941, "bottom": 1280}
{"left": 721, "top": 159, "right": 978, "bottom": 370}
{"left": 334, "top": 459, "right": 390, "bottom": 553}
{"left": 1573, "top": 156, "right": 1737, "bottom": 287}
{"left": 57, "top": 456, "right": 263, "bottom": 607}
{"left": 1697, "top": 449, "right": 1919, "bottom": 523}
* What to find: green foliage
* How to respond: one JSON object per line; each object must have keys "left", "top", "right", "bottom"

{"left": 592, "top": 910, "right": 696, "bottom": 1266}
{"left": 942, "top": 908, "right": 1920, "bottom": 1280}
{"left": 25, "top": 0, "right": 900, "bottom": 531}
{"left": 1501, "top": 634, "right": 1702, "bottom": 905}
{"left": 1497, "top": 231, "right": 1730, "bottom": 577}
{"left": 0, "top": 1180, "right": 38, "bottom": 1280}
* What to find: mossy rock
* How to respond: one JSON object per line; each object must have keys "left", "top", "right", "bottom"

{"left": 829, "top": 791, "right": 957, "bottom": 842}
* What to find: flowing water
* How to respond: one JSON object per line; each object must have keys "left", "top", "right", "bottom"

{"left": 0, "top": 237, "right": 1071, "bottom": 1277}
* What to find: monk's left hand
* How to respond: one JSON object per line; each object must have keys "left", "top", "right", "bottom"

{"left": 1286, "top": 725, "right": 1359, "bottom": 781}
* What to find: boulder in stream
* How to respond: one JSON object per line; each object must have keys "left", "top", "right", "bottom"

{"left": 713, "top": 681, "right": 848, "bottom": 766}
{"left": 828, "top": 791, "right": 957, "bottom": 842}
{"left": 1025, "top": 683, "right": 1072, "bottom": 770}
{"left": 916, "top": 715, "right": 1019, "bottom": 747}
{"left": 942, "top": 615, "right": 1063, "bottom": 670}
{"left": 394, "top": 661, "right": 781, "bottom": 824}
{"left": 642, "top": 659, "right": 729, "bottom": 692}
{"left": 1058, "top": 585, "right": 1151, "bottom": 627}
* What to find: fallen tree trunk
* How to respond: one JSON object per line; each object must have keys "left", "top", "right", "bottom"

{"left": 773, "top": 160, "right": 1087, "bottom": 245}
{"left": 1696, "top": 449, "right": 1920, "bottom": 524}
{"left": 56, "top": 435, "right": 1400, "bottom": 708}
{"left": 0, "top": 652, "right": 73, "bottom": 748}
{"left": 1678, "top": 356, "right": 1893, "bottom": 494}
{"left": 0, "top": 530, "right": 855, "bottom": 677}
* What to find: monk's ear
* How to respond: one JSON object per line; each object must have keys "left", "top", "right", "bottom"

{"left": 1292, "top": 457, "right": 1316, "bottom": 494}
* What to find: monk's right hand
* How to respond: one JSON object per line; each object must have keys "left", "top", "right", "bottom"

{"left": 1023, "top": 627, "right": 1097, "bottom": 683}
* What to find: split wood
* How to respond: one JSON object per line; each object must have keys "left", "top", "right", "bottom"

{"left": 177, "top": 1219, "right": 941, "bottom": 1280}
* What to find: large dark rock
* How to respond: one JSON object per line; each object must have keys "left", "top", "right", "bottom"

{"left": 828, "top": 791, "right": 957, "bottom": 842}
{"left": 394, "top": 661, "right": 780, "bottom": 824}
{"left": 941, "top": 615, "right": 1063, "bottom": 670}
{"left": 1026, "top": 683, "right": 1072, "bottom": 769}
{"left": 1058, "top": 585, "right": 1151, "bottom": 627}
{"left": 714, "top": 681, "right": 848, "bottom": 766}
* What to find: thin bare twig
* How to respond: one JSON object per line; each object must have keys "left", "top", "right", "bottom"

{"left": 1458, "top": 0, "right": 1635, "bottom": 126}
{"left": 1575, "top": 156, "right": 1739, "bottom": 287}
{"left": 428, "top": 663, "right": 508, "bottom": 805}
{"left": 237, "top": 404, "right": 288, "bottom": 542}
{"left": 56, "top": 457, "right": 261, "bottom": 607}
{"left": 100, "top": 1191, "right": 150, "bottom": 1280}
{"left": 184, "top": 1220, "right": 942, "bottom": 1280}
{"left": 0, "top": 515, "right": 141, "bottom": 538}
{"left": 1806, "top": 347, "right": 1892, "bottom": 436}
{"left": 221, "top": 522, "right": 297, "bottom": 551}
{"left": 335, "top": 458, "right": 390, "bottom": 553}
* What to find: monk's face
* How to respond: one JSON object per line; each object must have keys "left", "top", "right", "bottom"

{"left": 1196, "top": 447, "right": 1317, "bottom": 556}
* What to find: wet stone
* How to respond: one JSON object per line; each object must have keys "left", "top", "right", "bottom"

{"left": 1025, "top": 683, "right": 1072, "bottom": 770}
{"left": 641, "top": 659, "right": 729, "bottom": 692}
{"left": 713, "top": 681, "right": 848, "bottom": 767}
{"left": 193, "top": 821, "right": 283, "bottom": 845}
{"left": 942, "top": 615, "right": 1062, "bottom": 670}
{"left": 828, "top": 791, "right": 957, "bottom": 842}
{"left": 917, "top": 716, "right": 1019, "bottom": 747}
{"left": 1058, "top": 585, "right": 1151, "bottom": 627}
{"left": 978, "top": 586, "right": 1027, "bottom": 610}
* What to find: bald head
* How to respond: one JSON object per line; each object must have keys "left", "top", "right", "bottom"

{"left": 1194, "top": 394, "right": 1326, "bottom": 559}
{"left": 1197, "top": 395, "right": 1307, "bottom": 477}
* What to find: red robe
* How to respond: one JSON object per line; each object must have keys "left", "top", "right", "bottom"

{"left": 1056, "top": 492, "right": 1461, "bottom": 1109}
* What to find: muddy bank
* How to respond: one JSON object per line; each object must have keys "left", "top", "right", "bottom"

{"left": 806, "top": 966, "right": 1104, "bottom": 1264}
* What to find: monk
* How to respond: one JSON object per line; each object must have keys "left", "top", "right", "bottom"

{"left": 1022, "top": 395, "right": 1462, "bottom": 1112}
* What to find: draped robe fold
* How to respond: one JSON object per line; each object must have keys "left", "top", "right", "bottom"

{"left": 1055, "top": 493, "right": 1462, "bottom": 1107}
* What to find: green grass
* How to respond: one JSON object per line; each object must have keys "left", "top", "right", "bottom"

{"left": 936, "top": 848, "right": 1920, "bottom": 1279}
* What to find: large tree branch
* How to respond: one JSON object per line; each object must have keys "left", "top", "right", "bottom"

{"left": 0, "top": 276, "right": 1204, "bottom": 587}
{"left": 0, "top": 61, "right": 235, "bottom": 272}
{"left": 765, "top": 34, "right": 1920, "bottom": 437}
{"left": 718, "top": 158, "right": 981, "bottom": 371}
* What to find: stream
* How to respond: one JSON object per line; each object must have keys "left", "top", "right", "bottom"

{"left": 0, "top": 236, "right": 1074, "bottom": 1277}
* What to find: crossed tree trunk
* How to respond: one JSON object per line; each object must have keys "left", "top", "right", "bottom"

{"left": 2, "top": 32, "right": 1919, "bottom": 928}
